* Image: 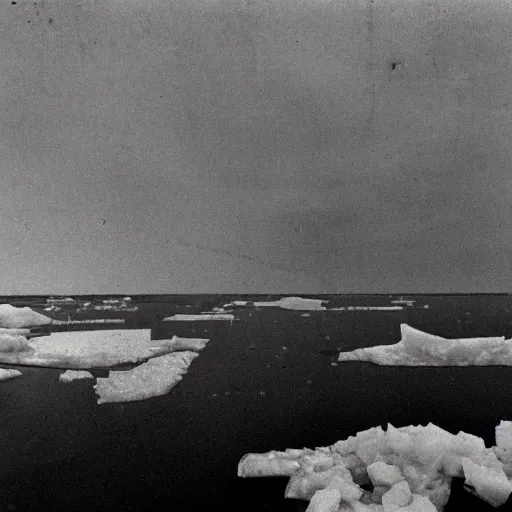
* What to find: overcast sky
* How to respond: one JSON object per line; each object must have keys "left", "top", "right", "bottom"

{"left": 1, "top": 0, "right": 512, "bottom": 294}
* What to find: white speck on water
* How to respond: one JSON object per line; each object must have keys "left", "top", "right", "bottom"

{"left": 325, "top": 335, "right": 330, "bottom": 340}
{"left": 212, "top": 393, "right": 217, "bottom": 397}
{"left": 306, "top": 379, "right": 313, "bottom": 385}
{"left": 260, "top": 391, "right": 266, "bottom": 396}
{"left": 331, "top": 362, "right": 338, "bottom": 367}
{"left": 266, "top": 365, "right": 271, "bottom": 368}
{"left": 282, "top": 346, "right": 288, "bottom": 351}
{"left": 224, "top": 391, "right": 230, "bottom": 396}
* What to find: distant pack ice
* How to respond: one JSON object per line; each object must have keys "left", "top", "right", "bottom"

{"left": 338, "top": 324, "right": 512, "bottom": 366}
{"left": 0, "top": 304, "right": 52, "bottom": 329}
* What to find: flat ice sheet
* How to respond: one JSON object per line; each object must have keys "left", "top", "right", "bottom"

{"left": 338, "top": 324, "right": 512, "bottom": 366}
{"left": 227, "top": 297, "right": 327, "bottom": 311}
{"left": 330, "top": 306, "right": 403, "bottom": 311}
{"left": 0, "top": 330, "right": 209, "bottom": 369}
{"left": 59, "top": 370, "right": 94, "bottom": 382}
{"left": 151, "top": 336, "right": 209, "bottom": 353}
{"left": 0, "top": 304, "right": 52, "bottom": 328}
{"left": 164, "top": 314, "right": 235, "bottom": 321}
{"left": 94, "top": 351, "right": 199, "bottom": 404}
{"left": 0, "top": 368, "right": 22, "bottom": 381}
{"left": 0, "top": 333, "right": 33, "bottom": 352}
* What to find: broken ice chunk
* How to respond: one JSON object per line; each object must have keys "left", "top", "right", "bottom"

{"left": 400, "top": 494, "right": 437, "bottom": 511}
{"left": 237, "top": 450, "right": 303, "bottom": 477}
{"left": 367, "top": 462, "right": 404, "bottom": 487}
{"left": 306, "top": 488, "right": 341, "bottom": 512}
{"left": 382, "top": 481, "right": 412, "bottom": 511}
{"left": 461, "top": 456, "right": 512, "bottom": 507}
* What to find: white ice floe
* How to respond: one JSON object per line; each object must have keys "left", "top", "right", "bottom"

{"left": 226, "top": 297, "right": 327, "bottom": 311}
{"left": 330, "top": 307, "right": 404, "bottom": 312}
{"left": 164, "top": 314, "right": 235, "bottom": 321}
{"left": 94, "top": 350, "right": 199, "bottom": 404}
{"left": 59, "top": 370, "right": 94, "bottom": 382}
{"left": 0, "top": 368, "right": 22, "bottom": 381}
{"left": 0, "top": 330, "right": 208, "bottom": 369}
{"left": 149, "top": 336, "right": 209, "bottom": 353}
{"left": 0, "top": 332, "right": 33, "bottom": 353}
{"left": 390, "top": 302, "right": 414, "bottom": 307}
{"left": 0, "top": 304, "right": 52, "bottom": 329}
{"left": 338, "top": 324, "right": 512, "bottom": 366}
{"left": 51, "top": 318, "right": 125, "bottom": 325}
{"left": 238, "top": 422, "right": 512, "bottom": 511}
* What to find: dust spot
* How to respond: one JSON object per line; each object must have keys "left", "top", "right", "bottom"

{"left": 12, "top": 1, "right": 17, "bottom": 5}
{"left": 48, "top": 17, "right": 53, "bottom": 24}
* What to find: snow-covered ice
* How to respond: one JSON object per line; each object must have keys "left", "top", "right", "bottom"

{"left": 164, "top": 314, "right": 235, "bottom": 321}
{"left": 0, "top": 330, "right": 208, "bottom": 369}
{"left": 225, "top": 297, "right": 327, "bottom": 311}
{"left": 0, "top": 368, "right": 22, "bottom": 381}
{"left": 238, "top": 422, "right": 512, "bottom": 510}
{"left": 94, "top": 351, "right": 199, "bottom": 404}
{"left": 59, "top": 370, "right": 94, "bottom": 382}
{"left": 0, "top": 304, "right": 52, "bottom": 329}
{"left": 330, "top": 306, "right": 403, "bottom": 312}
{"left": 338, "top": 324, "right": 512, "bottom": 366}
{"left": 0, "top": 333, "right": 33, "bottom": 353}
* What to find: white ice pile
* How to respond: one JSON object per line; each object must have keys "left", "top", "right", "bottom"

{"left": 0, "top": 329, "right": 208, "bottom": 369}
{"left": 0, "top": 304, "right": 52, "bottom": 329}
{"left": 238, "top": 422, "right": 512, "bottom": 511}
{"left": 338, "top": 324, "right": 512, "bottom": 366}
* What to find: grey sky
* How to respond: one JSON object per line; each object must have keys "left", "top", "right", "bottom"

{"left": 1, "top": 0, "right": 511, "bottom": 293}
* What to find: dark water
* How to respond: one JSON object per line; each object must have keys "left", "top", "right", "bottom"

{"left": 1, "top": 295, "right": 512, "bottom": 511}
